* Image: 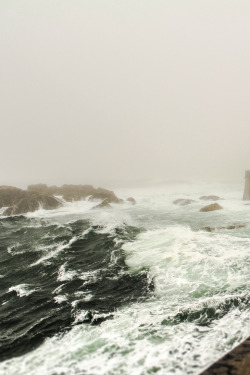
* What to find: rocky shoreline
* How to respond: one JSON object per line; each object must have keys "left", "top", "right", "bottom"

{"left": 0, "top": 184, "right": 133, "bottom": 216}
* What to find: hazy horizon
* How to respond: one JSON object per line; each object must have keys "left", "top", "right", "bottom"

{"left": 1, "top": 1, "right": 250, "bottom": 188}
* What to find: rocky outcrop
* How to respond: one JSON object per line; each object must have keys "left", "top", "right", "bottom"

{"left": 1, "top": 184, "right": 123, "bottom": 216}
{"left": 27, "top": 184, "right": 120, "bottom": 203}
{"left": 199, "top": 195, "right": 223, "bottom": 201}
{"left": 0, "top": 186, "right": 27, "bottom": 207}
{"left": 173, "top": 199, "right": 195, "bottom": 206}
{"left": 200, "top": 203, "right": 223, "bottom": 212}
{"left": 2, "top": 189, "right": 61, "bottom": 216}
{"left": 92, "top": 199, "right": 111, "bottom": 209}
{"left": 3, "top": 198, "right": 39, "bottom": 216}
{"left": 126, "top": 197, "right": 136, "bottom": 205}
{"left": 201, "top": 224, "right": 245, "bottom": 232}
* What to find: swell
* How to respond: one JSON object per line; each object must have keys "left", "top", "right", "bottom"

{"left": 161, "top": 293, "right": 250, "bottom": 327}
{"left": 0, "top": 217, "right": 154, "bottom": 362}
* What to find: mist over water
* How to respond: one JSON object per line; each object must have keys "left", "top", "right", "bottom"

{"left": 1, "top": 1, "right": 250, "bottom": 186}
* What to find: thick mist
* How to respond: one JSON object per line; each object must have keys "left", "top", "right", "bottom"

{"left": 1, "top": 0, "right": 250, "bottom": 188}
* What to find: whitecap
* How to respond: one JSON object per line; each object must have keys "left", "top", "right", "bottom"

{"left": 9, "top": 284, "right": 39, "bottom": 297}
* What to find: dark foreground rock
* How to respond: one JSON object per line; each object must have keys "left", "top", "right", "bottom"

{"left": 200, "top": 195, "right": 223, "bottom": 201}
{"left": 173, "top": 199, "right": 195, "bottom": 206}
{"left": 200, "top": 336, "right": 250, "bottom": 375}
{"left": 201, "top": 224, "right": 245, "bottom": 232}
{"left": 200, "top": 203, "right": 223, "bottom": 212}
{"left": 126, "top": 197, "right": 136, "bottom": 205}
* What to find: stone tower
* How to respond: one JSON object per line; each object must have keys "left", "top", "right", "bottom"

{"left": 243, "top": 170, "right": 250, "bottom": 200}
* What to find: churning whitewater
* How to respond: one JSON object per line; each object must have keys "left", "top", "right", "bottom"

{"left": 1, "top": 182, "right": 250, "bottom": 375}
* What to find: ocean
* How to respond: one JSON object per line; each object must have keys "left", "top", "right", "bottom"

{"left": 1, "top": 181, "right": 250, "bottom": 375}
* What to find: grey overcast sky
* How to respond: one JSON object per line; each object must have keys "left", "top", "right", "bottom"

{"left": 1, "top": 0, "right": 250, "bottom": 187}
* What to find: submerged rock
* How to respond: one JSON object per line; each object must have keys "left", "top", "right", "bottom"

{"left": 199, "top": 195, "right": 223, "bottom": 201}
{"left": 173, "top": 199, "right": 195, "bottom": 206}
{"left": 200, "top": 203, "right": 223, "bottom": 212}
{"left": 126, "top": 197, "right": 136, "bottom": 205}
{"left": 201, "top": 224, "right": 245, "bottom": 232}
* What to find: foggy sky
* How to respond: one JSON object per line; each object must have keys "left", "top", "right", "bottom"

{"left": 1, "top": 0, "right": 250, "bottom": 188}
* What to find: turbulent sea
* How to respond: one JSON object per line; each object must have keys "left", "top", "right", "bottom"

{"left": 1, "top": 182, "right": 250, "bottom": 375}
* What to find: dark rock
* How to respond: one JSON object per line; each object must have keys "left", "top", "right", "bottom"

{"left": 200, "top": 203, "right": 223, "bottom": 212}
{"left": 173, "top": 199, "right": 195, "bottom": 206}
{"left": 200, "top": 336, "right": 250, "bottom": 375}
{"left": 199, "top": 195, "right": 223, "bottom": 201}
{"left": 92, "top": 199, "right": 111, "bottom": 209}
{"left": 126, "top": 197, "right": 136, "bottom": 205}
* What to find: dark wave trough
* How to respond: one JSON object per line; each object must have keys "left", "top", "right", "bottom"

{"left": 0, "top": 216, "right": 154, "bottom": 362}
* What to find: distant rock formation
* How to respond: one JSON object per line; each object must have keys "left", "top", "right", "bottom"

{"left": 126, "top": 197, "right": 136, "bottom": 205}
{"left": 243, "top": 170, "right": 250, "bottom": 200}
{"left": 1, "top": 184, "right": 123, "bottom": 216}
{"left": 200, "top": 203, "right": 223, "bottom": 212}
{"left": 199, "top": 195, "right": 223, "bottom": 201}
{"left": 173, "top": 199, "right": 195, "bottom": 206}
{"left": 28, "top": 184, "right": 120, "bottom": 203}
